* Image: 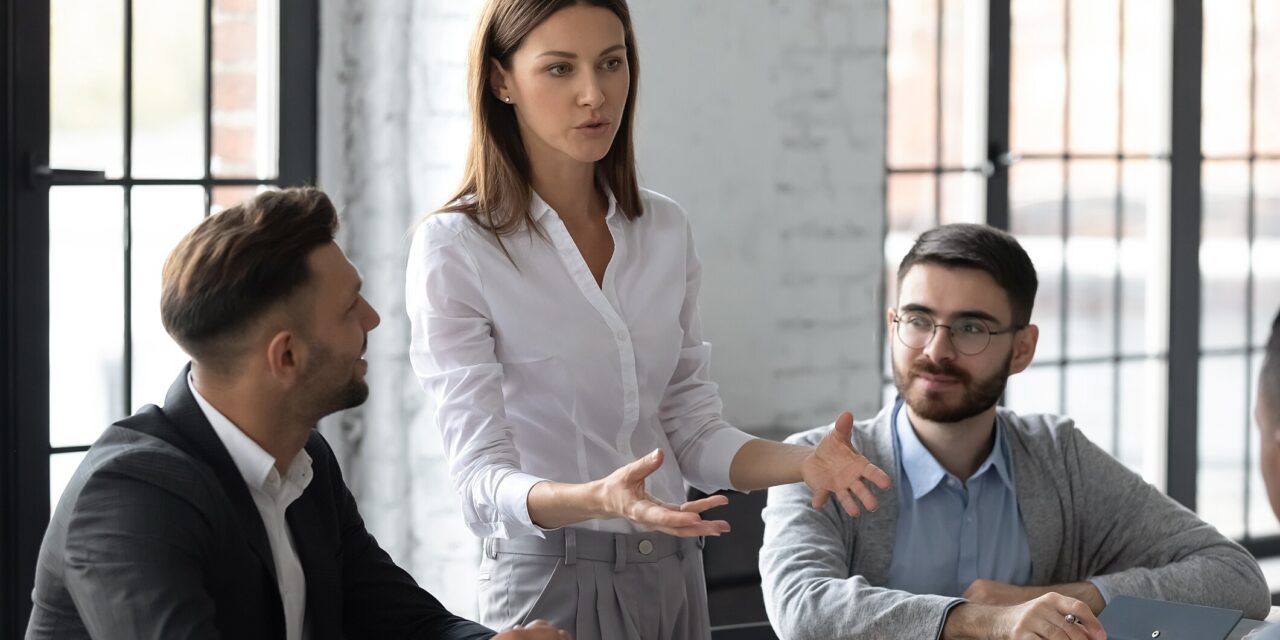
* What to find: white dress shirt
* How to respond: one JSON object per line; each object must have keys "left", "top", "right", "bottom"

{"left": 188, "top": 375, "right": 312, "bottom": 640}
{"left": 407, "top": 186, "right": 756, "bottom": 538}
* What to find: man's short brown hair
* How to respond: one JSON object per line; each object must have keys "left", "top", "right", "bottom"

{"left": 161, "top": 187, "right": 338, "bottom": 369}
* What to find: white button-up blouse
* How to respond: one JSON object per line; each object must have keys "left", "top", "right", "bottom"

{"left": 406, "top": 187, "right": 755, "bottom": 539}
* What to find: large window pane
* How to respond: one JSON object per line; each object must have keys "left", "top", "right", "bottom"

{"left": 1118, "top": 358, "right": 1165, "bottom": 481}
{"left": 131, "top": 187, "right": 206, "bottom": 411}
{"left": 1010, "top": 160, "right": 1064, "bottom": 361}
{"left": 212, "top": 0, "right": 279, "bottom": 179}
{"left": 1254, "top": 162, "right": 1280, "bottom": 348}
{"left": 940, "top": 0, "right": 987, "bottom": 168}
{"left": 1199, "top": 354, "right": 1249, "bottom": 539}
{"left": 886, "top": 174, "right": 936, "bottom": 318}
{"left": 1004, "top": 364, "right": 1062, "bottom": 417}
{"left": 50, "top": 0, "right": 125, "bottom": 178}
{"left": 1202, "top": 0, "right": 1252, "bottom": 158}
{"left": 1122, "top": 0, "right": 1170, "bottom": 156}
{"left": 1119, "top": 160, "right": 1165, "bottom": 356}
{"left": 51, "top": 451, "right": 88, "bottom": 508}
{"left": 1065, "top": 362, "right": 1116, "bottom": 455}
{"left": 887, "top": 0, "right": 938, "bottom": 168}
{"left": 1065, "top": 161, "right": 1117, "bottom": 359}
{"left": 1010, "top": 0, "right": 1066, "bottom": 153}
{"left": 50, "top": 187, "right": 126, "bottom": 448}
{"left": 939, "top": 172, "right": 985, "bottom": 225}
{"left": 132, "top": 0, "right": 206, "bottom": 177}
{"left": 1257, "top": 0, "right": 1280, "bottom": 154}
{"left": 1067, "top": 0, "right": 1119, "bottom": 155}
{"left": 1201, "top": 161, "right": 1251, "bottom": 352}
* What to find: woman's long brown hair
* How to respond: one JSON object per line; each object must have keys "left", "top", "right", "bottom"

{"left": 438, "top": 0, "right": 643, "bottom": 242}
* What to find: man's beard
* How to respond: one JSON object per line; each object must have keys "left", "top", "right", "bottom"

{"left": 892, "top": 351, "right": 1012, "bottom": 423}
{"left": 302, "top": 340, "right": 369, "bottom": 419}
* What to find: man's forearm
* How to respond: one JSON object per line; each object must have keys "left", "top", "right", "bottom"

{"left": 942, "top": 603, "right": 1002, "bottom": 640}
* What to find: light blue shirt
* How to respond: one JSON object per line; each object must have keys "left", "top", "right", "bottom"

{"left": 885, "top": 399, "right": 1033, "bottom": 597}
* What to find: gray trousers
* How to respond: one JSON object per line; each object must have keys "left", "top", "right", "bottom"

{"left": 479, "top": 528, "right": 711, "bottom": 640}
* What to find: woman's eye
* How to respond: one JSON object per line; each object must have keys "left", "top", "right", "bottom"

{"left": 602, "top": 58, "right": 622, "bottom": 71}
{"left": 548, "top": 63, "right": 571, "bottom": 77}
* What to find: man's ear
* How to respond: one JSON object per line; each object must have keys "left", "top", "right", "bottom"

{"left": 489, "top": 57, "right": 513, "bottom": 102}
{"left": 1008, "top": 324, "right": 1039, "bottom": 375}
{"left": 264, "top": 330, "right": 303, "bottom": 387}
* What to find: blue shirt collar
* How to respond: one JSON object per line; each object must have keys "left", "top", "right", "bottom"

{"left": 893, "top": 399, "right": 1015, "bottom": 499}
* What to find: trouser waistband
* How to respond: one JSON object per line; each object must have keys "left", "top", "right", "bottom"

{"left": 486, "top": 528, "right": 704, "bottom": 572}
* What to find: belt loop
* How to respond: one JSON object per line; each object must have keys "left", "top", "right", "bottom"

{"left": 613, "top": 535, "right": 627, "bottom": 572}
{"left": 484, "top": 537, "right": 497, "bottom": 559}
{"left": 564, "top": 528, "right": 577, "bottom": 566}
{"left": 697, "top": 535, "right": 706, "bottom": 550}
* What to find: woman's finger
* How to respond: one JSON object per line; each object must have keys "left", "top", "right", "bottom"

{"left": 848, "top": 478, "right": 880, "bottom": 512}
{"left": 678, "top": 495, "right": 729, "bottom": 514}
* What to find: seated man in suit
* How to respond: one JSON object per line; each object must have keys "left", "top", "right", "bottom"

{"left": 27, "top": 188, "right": 568, "bottom": 639}
{"left": 760, "top": 223, "right": 1270, "bottom": 640}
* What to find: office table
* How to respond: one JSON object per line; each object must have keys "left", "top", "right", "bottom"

{"left": 712, "top": 617, "right": 1276, "bottom": 640}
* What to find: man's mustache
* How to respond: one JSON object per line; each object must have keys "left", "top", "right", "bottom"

{"left": 909, "top": 359, "right": 971, "bottom": 384}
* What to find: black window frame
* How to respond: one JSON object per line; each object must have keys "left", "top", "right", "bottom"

{"left": 1, "top": 0, "right": 318, "bottom": 634}
{"left": 885, "top": 0, "right": 1280, "bottom": 564}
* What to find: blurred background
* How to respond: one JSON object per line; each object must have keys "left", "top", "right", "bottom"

{"left": 2, "top": 0, "right": 1277, "bottom": 633}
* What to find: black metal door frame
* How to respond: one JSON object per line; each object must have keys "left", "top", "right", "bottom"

{"left": 1, "top": 0, "right": 316, "bottom": 633}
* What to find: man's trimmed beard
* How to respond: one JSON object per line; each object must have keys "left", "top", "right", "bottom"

{"left": 892, "top": 350, "right": 1012, "bottom": 423}
{"left": 303, "top": 340, "right": 369, "bottom": 419}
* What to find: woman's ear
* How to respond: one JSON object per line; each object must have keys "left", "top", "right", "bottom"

{"left": 489, "top": 57, "right": 513, "bottom": 103}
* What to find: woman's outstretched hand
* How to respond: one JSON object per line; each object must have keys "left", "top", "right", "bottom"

{"left": 594, "top": 448, "right": 731, "bottom": 537}
{"left": 802, "top": 411, "right": 893, "bottom": 516}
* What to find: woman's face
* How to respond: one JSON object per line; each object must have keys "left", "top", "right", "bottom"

{"left": 493, "top": 5, "right": 630, "bottom": 167}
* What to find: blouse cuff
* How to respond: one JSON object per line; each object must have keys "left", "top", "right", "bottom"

{"left": 496, "top": 471, "right": 552, "bottom": 538}
{"left": 690, "top": 425, "right": 758, "bottom": 493}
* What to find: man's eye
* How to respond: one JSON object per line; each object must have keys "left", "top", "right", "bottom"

{"left": 906, "top": 315, "right": 932, "bottom": 329}
{"left": 957, "top": 321, "right": 986, "bottom": 335}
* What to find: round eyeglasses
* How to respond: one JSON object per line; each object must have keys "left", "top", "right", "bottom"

{"left": 892, "top": 312, "right": 1025, "bottom": 356}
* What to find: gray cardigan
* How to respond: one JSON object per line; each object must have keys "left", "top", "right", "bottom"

{"left": 759, "top": 405, "right": 1271, "bottom": 640}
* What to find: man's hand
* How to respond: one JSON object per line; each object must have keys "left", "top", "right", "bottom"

{"left": 964, "top": 580, "right": 1106, "bottom": 615}
{"left": 944, "top": 594, "right": 1106, "bottom": 640}
{"left": 593, "top": 449, "right": 731, "bottom": 537}
{"left": 494, "top": 619, "right": 571, "bottom": 639}
{"left": 802, "top": 412, "right": 893, "bottom": 516}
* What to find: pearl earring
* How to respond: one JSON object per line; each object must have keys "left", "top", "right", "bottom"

{"left": 504, "top": 96, "right": 512, "bottom": 103}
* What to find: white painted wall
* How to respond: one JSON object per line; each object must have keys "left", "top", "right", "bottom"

{"left": 317, "top": 0, "right": 887, "bottom": 618}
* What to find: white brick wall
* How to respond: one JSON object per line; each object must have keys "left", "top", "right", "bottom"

{"left": 317, "top": 0, "right": 886, "bottom": 618}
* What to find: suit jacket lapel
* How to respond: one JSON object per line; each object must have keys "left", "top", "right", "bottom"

{"left": 157, "top": 365, "right": 281, "bottom": 586}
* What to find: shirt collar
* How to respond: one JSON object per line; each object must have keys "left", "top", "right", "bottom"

{"left": 894, "top": 403, "right": 1015, "bottom": 499}
{"left": 529, "top": 176, "right": 620, "bottom": 223}
{"left": 187, "top": 372, "right": 312, "bottom": 494}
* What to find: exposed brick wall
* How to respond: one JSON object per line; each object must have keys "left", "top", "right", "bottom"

{"left": 211, "top": 0, "right": 260, "bottom": 203}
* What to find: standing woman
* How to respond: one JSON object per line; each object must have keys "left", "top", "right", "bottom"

{"left": 406, "top": 1, "right": 890, "bottom": 638}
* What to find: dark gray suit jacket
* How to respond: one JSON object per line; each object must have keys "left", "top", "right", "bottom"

{"left": 26, "top": 367, "right": 494, "bottom": 640}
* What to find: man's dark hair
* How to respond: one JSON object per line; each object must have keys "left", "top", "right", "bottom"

{"left": 161, "top": 187, "right": 339, "bottom": 371}
{"left": 897, "top": 223, "right": 1039, "bottom": 326}
{"left": 1263, "top": 309, "right": 1280, "bottom": 421}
